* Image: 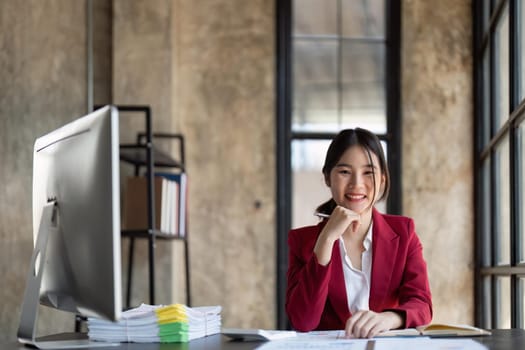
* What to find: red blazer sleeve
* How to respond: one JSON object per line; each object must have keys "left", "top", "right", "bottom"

{"left": 398, "top": 229, "right": 433, "bottom": 327}
{"left": 373, "top": 215, "right": 433, "bottom": 327}
{"left": 285, "top": 223, "right": 335, "bottom": 331}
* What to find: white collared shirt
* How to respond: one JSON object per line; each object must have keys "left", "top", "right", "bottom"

{"left": 339, "top": 223, "right": 373, "bottom": 314}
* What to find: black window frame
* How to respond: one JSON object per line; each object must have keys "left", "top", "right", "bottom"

{"left": 275, "top": 0, "right": 402, "bottom": 329}
{"left": 474, "top": 0, "right": 525, "bottom": 329}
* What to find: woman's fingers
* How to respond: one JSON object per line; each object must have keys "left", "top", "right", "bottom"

{"left": 317, "top": 205, "right": 362, "bottom": 246}
{"left": 345, "top": 310, "right": 371, "bottom": 338}
{"left": 330, "top": 206, "right": 360, "bottom": 232}
{"left": 345, "top": 311, "right": 391, "bottom": 338}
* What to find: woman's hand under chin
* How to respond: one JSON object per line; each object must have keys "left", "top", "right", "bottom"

{"left": 313, "top": 206, "right": 361, "bottom": 266}
{"left": 324, "top": 206, "right": 361, "bottom": 239}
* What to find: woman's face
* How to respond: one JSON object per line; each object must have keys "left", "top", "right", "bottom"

{"left": 326, "top": 145, "right": 385, "bottom": 215}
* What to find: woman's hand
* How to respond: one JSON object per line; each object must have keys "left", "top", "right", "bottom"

{"left": 322, "top": 206, "right": 361, "bottom": 240}
{"left": 313, "top": 206, "right": 360, "bottom": 266}
{"left": 344, "top": 310, "right": 404, "bottom": 339}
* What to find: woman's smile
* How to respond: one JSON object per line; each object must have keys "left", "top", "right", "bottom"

{"left": 345, "top": 193, "right": 367, "bottom": 201}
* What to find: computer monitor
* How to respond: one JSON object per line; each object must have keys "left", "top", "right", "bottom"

{"left": 17, "top": 105, "right": 122, "bottom": 349}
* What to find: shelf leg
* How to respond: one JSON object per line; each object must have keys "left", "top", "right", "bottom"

{"left": 148, "top": 234, "right": 155, "bottom": 305}
{"left": 185, "top": 239, "right": 191, "bottom": 306}
{"left": 126, "top": 237, "right": 135, "bottom": 309}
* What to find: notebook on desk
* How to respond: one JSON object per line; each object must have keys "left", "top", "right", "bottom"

{"left": 377, "top": 323, "right": 491, "bottom": 338}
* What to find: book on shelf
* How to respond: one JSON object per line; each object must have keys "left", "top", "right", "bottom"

{"left": 155, "top": 172, "right": 187, "bottom": 237}
{"left": 160, "top": 177, "right": 179, "bottom": 234}
{"left": 123, "top": 176, "right": 163, "bottom": 231}
{"left": 88, "top": 303, "right": 221, "bottom": 343}
{"left": 377, "top": 323, "right": 491, "bottom": 338}
{"left": 222, "top": 328, "right": 297, "bottom": 341}
{"left": 123, "top": 174, "right": 185, "bottom": 237}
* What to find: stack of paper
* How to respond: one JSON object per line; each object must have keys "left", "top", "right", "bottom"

{"left": 87, "top": 303, "right": 221, "bottom": 343}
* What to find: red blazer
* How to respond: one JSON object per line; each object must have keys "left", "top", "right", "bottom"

{"left": 285, "top": 208, "right": 432, "bottom": 332}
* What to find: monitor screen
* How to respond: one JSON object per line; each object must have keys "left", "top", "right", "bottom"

{"left": 18, "top": 105, "right": 122, "bottom": 348}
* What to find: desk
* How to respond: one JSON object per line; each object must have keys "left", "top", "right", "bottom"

{"left": 2, "top": 330, "right": 525, "bottom": 349}
{"left": 474, "top": 329, "right": 525, "bottom": 349}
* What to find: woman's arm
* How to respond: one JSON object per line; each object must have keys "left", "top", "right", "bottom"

{"left": 313, "top": 207, "right": 360, "bottom": 265}
{"left": 285, "top": 228, "right": 333, "bottom": 332}
{"left": 390, "top": 219, "right": 433, "bottom": 327}
{"left": 286, "top": 208, "right": 362, "bottom": 331}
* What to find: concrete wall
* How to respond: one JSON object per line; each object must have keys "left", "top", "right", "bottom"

{"left": 0, "top": 0, "right": 473, "bottom": 342}
{"left": 111, "top": 0, "right": 276, "bottom": 328}
{"left": 172, "top": 0, "right": 276, "bottom": 328}
{"left": 0, "top": 0, "right": 91, "bottom": 339}
{"left": 112, "top": 0, "right": 180, "bottom": 307}
{"left": 402, "top": 0, "right": 473, "bottom": 324}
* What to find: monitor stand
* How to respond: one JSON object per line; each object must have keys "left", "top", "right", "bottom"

{"left": 17, "top": 202, "right": 119, "bottom": 349}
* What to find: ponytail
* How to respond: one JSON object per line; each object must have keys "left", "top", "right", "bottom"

{"left": 315, "top": 198, "right": 337, "bottom": 216}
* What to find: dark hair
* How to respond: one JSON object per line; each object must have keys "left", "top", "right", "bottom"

{"left": 316, "top": 128, "right": 390, "bottom": 215}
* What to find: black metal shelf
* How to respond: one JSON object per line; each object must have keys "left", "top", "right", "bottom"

{"left": 120, "top": 147, "right": 183, "bottom": 169}
{"left": 110, "top": 105, "right": 190, "bottom": 309}
{"left": 121, "top": 229, "right": 187, "bottom": 240}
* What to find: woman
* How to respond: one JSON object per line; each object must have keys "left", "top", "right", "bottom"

{"left": 285, "top": 128, "right": 432, "bottom": 338}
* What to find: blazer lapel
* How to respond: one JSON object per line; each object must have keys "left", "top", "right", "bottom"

{"left": 369, "top": 208, "right": 399, "bottom": 311}
{"left": 327, "top": 240, "right": 351, "bottom": 324}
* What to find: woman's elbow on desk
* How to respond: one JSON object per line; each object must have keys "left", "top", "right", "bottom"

{"left": 285, "top": 302, "right": 321, "bottom": 332}
{"left": 287, "top": 316, "right": 318, "bottom": 333}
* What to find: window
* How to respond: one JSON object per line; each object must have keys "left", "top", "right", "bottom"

{"left": 276, "top": 0, "right": 401, "bottom": 328}
{"left": 474, "top": 0, "right": 525, "bottom": 328}
{"left": 291, "top": 0, "right": 389, "bottom": 228}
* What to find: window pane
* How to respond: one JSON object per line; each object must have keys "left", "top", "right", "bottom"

{"left": 292, "top": 0, "right": 387, "bottom": 135}
{"left": 520, "top": 277, "right": 525, "bottom": 328}
{"left": 514, "top": 121, "right": 525, "bottom": 262}
{"left": 376, "top": 141, "right": 387, "bottom": 214}
{"left": 341, "top": 42, "right": 386, "bottom": 134}
{"left": 496, "top": 276, "right": 511, "bottom": 328}
{"left": 292, "top": 140, "right": 331, "bottom": 228}
{"left": 293, "top": 0, "right": 337, "bottom": 35}
{"left": 293, "top": 40, "right": 338, "bottom": 132}
{"left": 341, "top": 0, "right": 384, "bottom": 38}
{"left": 482, "top": 0, "right": 491, "bottom": 34}
{"left": 291, "top": 0, "right": 389, "bottom": 227}
{"left": 481, "top": 49, "right": 490, "bottom": 146}
{"left": 482, "top": 276, "right": 492, "bottom": 329}
{"left": 495, "top": 135, "right": 510, "bottom": 265}
{"left": 495, "top": 4, "right": 509, "bottom": 130}
{"left": 481, "top": 158, "right": 492, "bottom": 267}
{"left": 521, "top": 0, "right": 525, "bottom": 102}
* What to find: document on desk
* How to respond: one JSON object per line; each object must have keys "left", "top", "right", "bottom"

{"left": 254, "top": 330, "right": 367, "bottom": 349}
{"left": 373, "top": 338, "right": 488, "bottom": 350}
{"left": 255, "top": 331, "right": 488, "bottom": 350}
